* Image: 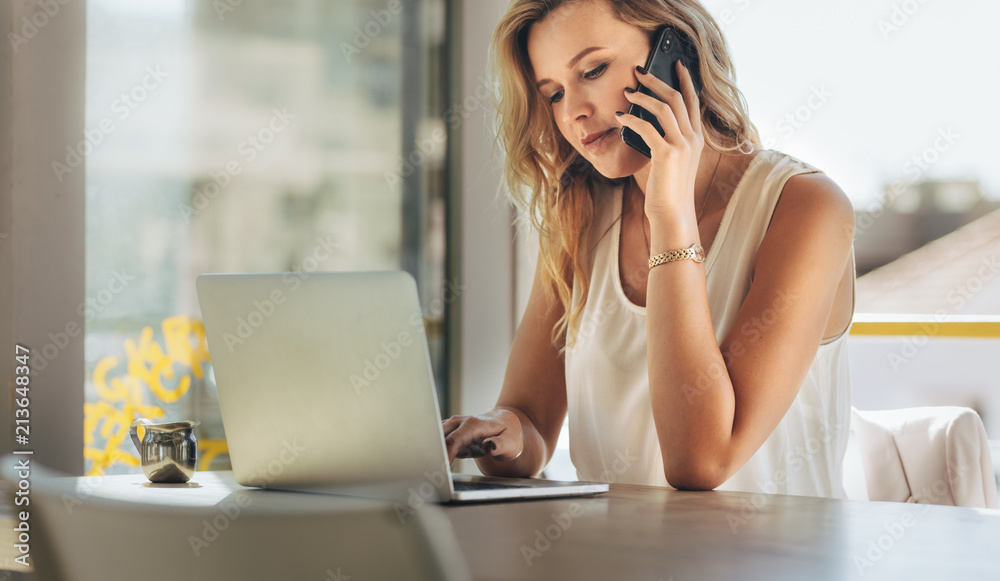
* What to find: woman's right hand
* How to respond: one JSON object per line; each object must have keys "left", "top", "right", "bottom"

{"left": 441, "top": 408, "right": 523, "bottom": 464}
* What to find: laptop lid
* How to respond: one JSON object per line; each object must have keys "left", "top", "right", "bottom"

{"left": 196, "top": 271, "right": 453, "bottom": 502}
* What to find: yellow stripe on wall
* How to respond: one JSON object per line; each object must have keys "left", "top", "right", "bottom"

{"left": 850, "top": 315, "right": 1000, "bottom": 338}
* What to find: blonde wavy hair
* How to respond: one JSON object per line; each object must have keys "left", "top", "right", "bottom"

{"left": 490, "top": 0, "right": 762, "bottom": 353}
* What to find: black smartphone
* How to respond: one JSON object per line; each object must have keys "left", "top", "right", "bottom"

{"left": 621, "top": 25, "right": 703, "bottom": 158}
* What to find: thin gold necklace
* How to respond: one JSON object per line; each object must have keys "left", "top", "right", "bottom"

{"left": 637, "top": 151, "right": 723, "bottom": 258}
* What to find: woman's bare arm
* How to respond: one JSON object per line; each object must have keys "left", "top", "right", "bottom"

{"left": 646, "top": 173, "right": 855, "bottom": 490}
{"left": 442, "top": 250, "right": 569, "bottom": 478}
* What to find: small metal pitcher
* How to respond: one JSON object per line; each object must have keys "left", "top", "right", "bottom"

{"left": 129, "top": 418, "right": 200, "bottom": 483}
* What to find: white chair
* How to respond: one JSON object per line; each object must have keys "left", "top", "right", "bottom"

{"left": 3, "top": 460, "right": 471, "bottom": 581}
{"left": 849, "top": 406, "right": 999, "bottom": 508}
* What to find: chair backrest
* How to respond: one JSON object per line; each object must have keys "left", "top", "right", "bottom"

{"left": 850, "top": 406, "right": 999, "bottom": 508}
{"left": 3, "top": 460, "right": 471, "bottom": 581}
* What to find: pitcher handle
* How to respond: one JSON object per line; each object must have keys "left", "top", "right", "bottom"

{"left": 129, "top": 418, "right": 152, "bottom": 453}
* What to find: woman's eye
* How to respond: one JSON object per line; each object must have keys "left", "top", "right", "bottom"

{"left": 547, "top": 63, "right": 607, "bottom": 105}
{"left": 584, "top": 63, "right": 608, "bottom": 79}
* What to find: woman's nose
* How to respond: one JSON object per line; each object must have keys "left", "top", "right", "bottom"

{"left": 561, "top": 89, "right": 594, "bottom": 125}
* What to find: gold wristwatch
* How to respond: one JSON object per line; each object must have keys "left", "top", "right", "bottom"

{"left": 648, "top": 243, "right": 706, "bottom": 268}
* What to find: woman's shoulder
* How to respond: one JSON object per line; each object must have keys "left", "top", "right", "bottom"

{"left": 754, "top": 148, "right": 853, "bottom": 219}
{"left": 758, "top": 152, "right": 855, "bottom": 265}
{"left": 753, "top": 148, "right": 821, "bottom": 181}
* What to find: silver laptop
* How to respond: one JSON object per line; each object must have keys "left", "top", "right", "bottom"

{"left": 195, "top": 271, "right": 608, "bottom": 503}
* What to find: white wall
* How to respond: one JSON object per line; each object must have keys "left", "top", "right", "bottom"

{"left": 0, "top": 0, "right": 86, "bottom": 474}
{"left": 449, "top": 1, "right": 519, "bottom": 473}
{"left": 454, "top": 0, "right": 517, "bottom": 416}
{"left": 848, "top": 336, "right": 1000, "bottom": 439}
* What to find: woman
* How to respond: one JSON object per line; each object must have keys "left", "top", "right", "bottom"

{"left": 442, "top": 0, "right": 856, "bottom": 496}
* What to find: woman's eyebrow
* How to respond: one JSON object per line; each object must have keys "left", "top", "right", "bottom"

{"left": 535, "top": 46, "right": 607, "bottom": 89}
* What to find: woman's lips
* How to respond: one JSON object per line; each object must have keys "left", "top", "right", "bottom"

{"left": 583, "top": 128, "right": 617, "bottom": 153}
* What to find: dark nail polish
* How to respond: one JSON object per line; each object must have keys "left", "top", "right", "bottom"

{"left": 615, "top": 111, "right": 624, "bottom": 116}
{"left": 624, "top": 87, "right": 637, "bottom": 93}
{"left": 487, "top": 440, "right": 497, "bottom": 451}
{"left": 636, "top": 65, "right": 647, "bottom": 75}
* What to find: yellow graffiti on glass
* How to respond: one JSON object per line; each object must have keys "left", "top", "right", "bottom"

{"left": 84, "top": 315, "right": 218, "bottom": 476}
{"left": 197, "top": 438, "right": 230, "bottom": 471}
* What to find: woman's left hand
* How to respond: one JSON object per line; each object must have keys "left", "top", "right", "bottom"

{"left": 616, "top": 60, "right": 704, "bottom": 224}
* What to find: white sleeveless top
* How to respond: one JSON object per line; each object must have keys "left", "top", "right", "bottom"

{"left": 564, "top": 149, "right": 855, "bottom": 498}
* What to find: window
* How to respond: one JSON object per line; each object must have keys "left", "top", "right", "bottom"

{"left": 699, "top": 0, "right": 999, "bottom": 275}
{"left": 82, "top": 0, "right": 448, "bottom": 475}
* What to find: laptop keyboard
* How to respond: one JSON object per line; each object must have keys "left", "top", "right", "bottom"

{"left": 452, "top": 480, "right": 533, "bottom": 491}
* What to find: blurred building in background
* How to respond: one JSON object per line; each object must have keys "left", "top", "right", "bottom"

{"left": 854, "top": 179, "right": 1000, "bottom": 276}
{"left": 857, "top": 207, "right": 1000, "bottom": 315}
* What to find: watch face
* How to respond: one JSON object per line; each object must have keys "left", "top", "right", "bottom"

{"left": 694, "top": 245, "right": 706, "bottom": 262}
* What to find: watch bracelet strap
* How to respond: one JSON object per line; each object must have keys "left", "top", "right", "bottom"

{"left": 648, "top": 243, "right": 705, "bottom": 268}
